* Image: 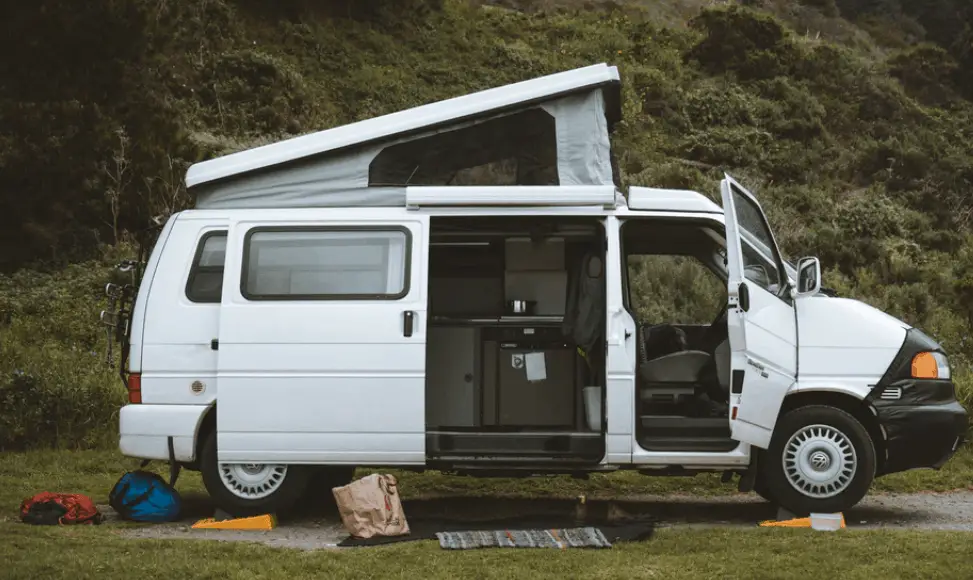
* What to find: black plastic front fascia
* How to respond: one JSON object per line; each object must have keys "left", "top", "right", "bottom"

{"left": 873, "top": 327, "right": 945, "bottom": 391}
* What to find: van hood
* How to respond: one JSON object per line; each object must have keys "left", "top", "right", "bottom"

{"left": 829, "top": 296, "right": 910, "bottom": 329}
{"left": 798, "top": 295, "right": 910, "bottom": 349}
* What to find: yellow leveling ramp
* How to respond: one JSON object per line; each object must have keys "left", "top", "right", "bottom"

{"left": 192, "top": 514, "right": 277, "bottom": 530}
{"left": 759, "top": 514, "right": 846, "bottom": 528}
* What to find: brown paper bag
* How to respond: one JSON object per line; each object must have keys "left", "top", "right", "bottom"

{"left": 332, "top": 473, "right": 410, "bottom": 539}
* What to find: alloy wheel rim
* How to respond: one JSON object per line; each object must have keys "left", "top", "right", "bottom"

{"left": 782, "top": 424, "right": 857, "bottom": 499}
{"left": 218, "top": 463, "right": 288, "bottom": 500}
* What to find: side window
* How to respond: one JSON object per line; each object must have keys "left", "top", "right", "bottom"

{"left": 731, "top": 187, "right": 782, "bottom": 293}
{"left": 368, "top": 108, "right": 558, "bottom": 187}
{"left": 186, "top": 231, "right": 227, "bottom": 303}
{"left": 741, "top": 243, "right": 779, "bottom": 293}
{"left": 627, "top": 254, "right": 727, "bottom": 324}
{"left": 242, "top": 228, "right": 411, "bottom": 300}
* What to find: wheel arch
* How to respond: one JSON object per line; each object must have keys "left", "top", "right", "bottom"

{"left": 189, "top": 402, "right": 217, "bottom": 470}
{"left": 777, "top": 390, "right": 887, "bottom": 474}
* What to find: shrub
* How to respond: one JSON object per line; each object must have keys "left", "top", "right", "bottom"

{"left": 798, "top": 0, "right": 839, "bottom": 18}
{"left": 888, "top": 44, "right": 959, "bottom": 107}
{"left": 197, "top": 49, "right": 311, "bottom": 135}
{"left": 687, "top": 5, "right": 799, "bottom": 80}
{"left": 0, "top": 249, "right": 126, "bottom": 450}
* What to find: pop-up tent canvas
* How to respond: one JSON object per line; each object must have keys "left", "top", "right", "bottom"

{"left": 186, "top": 63, "right": 622, "bottom": 209}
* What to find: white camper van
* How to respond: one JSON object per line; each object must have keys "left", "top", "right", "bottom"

{"left": 104, "top": 63, "right": 968, "bottom": 518}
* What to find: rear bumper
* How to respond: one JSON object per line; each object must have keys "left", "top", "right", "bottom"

{"left": 119, "top": 404, "right": 210, "bottom": 463}
{"left": 870, "top": 382, "right": 969, "bottom": 475}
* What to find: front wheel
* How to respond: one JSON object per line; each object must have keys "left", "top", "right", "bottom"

{"left": 758, "top": 405, "right": 876, "bottom": 516}
{"left": 300, "top": 466, "right": 358, "bottom": 513}
{"left": 200, "top": 431, "right": 310, "bottom": 518}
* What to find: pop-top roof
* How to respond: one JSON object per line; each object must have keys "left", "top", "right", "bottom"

{"left": 186, "top": 63, "right": 621, "bottom": 192}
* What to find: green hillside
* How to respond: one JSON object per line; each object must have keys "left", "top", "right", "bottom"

{"left": 1, "top": 0, "right": 972, "bottom": 448}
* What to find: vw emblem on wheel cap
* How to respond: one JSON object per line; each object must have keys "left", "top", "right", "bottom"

{"left": 810, "top": 450, "right": 831, "bottom": 471}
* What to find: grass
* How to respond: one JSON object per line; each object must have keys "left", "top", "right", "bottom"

{"left": 2, "top": 523, "right": 973, "bottom": 580}
{"left": 3, "top": 448, "right": 973, "bottom": 579}
{"left": 3, "top": 447, "right": 973, "bottom": 520}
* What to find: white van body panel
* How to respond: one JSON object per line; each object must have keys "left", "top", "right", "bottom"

{"left": 605, "top": 216, "right": 634, "bottom": 463}
{"left": 792, "top": 295, "right": 909, "bottom": 398}
{"left": 127, "top": 215, "right": 178, "bottom": 373}
{"left": 721, "top": 176, "right": 798, "bottom": 449}
{"left": 627, "top": 187, "right": 723, "bottom": 214}
{"left": 633, "top": 446, "right": 751, "bottom": 468}
{"left": 119, "top": 403, "right": 209, "bottom": 462}
{"left": 728, "top": 287, "right": 798, "bottom": 448}
{"left": 215, "top": 208, "right": 429, "bottom": 465}
{"left": 140, "top": 215, "right": 228, "bottom": 405}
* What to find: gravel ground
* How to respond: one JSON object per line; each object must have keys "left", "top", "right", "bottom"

{"left": 114, "top": 491, "right": 973, "bottom": 550}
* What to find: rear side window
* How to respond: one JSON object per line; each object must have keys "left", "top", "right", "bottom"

{"left": 242, "top": 227, "right": 411, "bottom": 300}
{"left": 186, "top": 231, "right": 227, "bottom": 303}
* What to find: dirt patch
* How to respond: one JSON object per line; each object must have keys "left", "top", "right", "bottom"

{"left": 111, "top": 491, "right": 973, "bottom": 550}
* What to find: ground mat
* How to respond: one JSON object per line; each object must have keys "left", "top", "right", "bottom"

{"left": 336, "top": 515, "right": 655, "bottom": 547}
{"left": 437, "top": 527, "right": 611, "bottom": 549}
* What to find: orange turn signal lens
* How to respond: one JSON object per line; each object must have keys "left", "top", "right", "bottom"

{"left": 911, "top": 352, "right": 939, "bottom": 379}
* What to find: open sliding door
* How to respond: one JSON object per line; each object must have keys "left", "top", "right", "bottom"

{"left": 216, "top": 209, "right": 429, "bottom": 465}
{"left": 721, "top": 175, "right": 798, "bottom": 449}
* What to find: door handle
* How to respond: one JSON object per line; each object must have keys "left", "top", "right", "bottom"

{"left": 403, "top": 311, "right": 415, "bottom": 338}
{"left": 738, "top": 282, "right": 750, "bottom": 312}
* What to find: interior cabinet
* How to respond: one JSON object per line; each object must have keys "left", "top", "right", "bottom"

{"left": 425, "top": 327, "right": 477, "bottom": 427}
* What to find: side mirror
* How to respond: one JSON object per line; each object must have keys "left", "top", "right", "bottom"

{"left": 796, "top": 256, "right": 821, "bottom": 296}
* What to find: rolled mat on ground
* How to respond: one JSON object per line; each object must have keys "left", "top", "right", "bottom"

{"left": 336, "top": 515, "right": 655, "bottom": 547}
{"left": 437, "top": 527, "right": 613, "bottom": 549}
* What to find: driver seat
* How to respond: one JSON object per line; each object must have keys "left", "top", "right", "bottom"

{"left": 637, "top": 324, "right": 712, "bottom": 401}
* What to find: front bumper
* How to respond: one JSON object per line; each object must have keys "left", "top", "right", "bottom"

{"left": 869, "top": 380, "right": 969, "bottom": 475}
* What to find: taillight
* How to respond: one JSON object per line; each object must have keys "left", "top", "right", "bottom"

{"left": 127, "top": 373, "right": 142, "bottom": 404}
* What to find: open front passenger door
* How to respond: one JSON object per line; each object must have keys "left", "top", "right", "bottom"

{"left": 720, "top": 174, "right": 797, "bottom": 449}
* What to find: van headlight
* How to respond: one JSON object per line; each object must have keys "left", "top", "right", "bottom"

{"left": 911, "top": 351, "right": 951, "bottom": 380}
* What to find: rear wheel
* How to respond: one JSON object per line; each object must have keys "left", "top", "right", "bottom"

{"left": 759, "top": 405, "right": 876, "bottom": 516}
{"left": 300, "top": 466, "right": 358, "bottom": 512}
{"left": 200, "top": 431, "right": 310, "bottom": 518}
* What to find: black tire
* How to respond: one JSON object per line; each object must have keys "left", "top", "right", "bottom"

{"left": 300, "top": 466, "right": 358, "bottom": 513}
{"left": 199, "top": 431, "right": 310, "bottom": 518}
{"left": 759, "top": 405, "right": 876, "bottom": 516}
{"left": 752, "top": 474, "right": 777, "bottom": 504}
{"left": 309, "top": 465, "right": 357, "bottom": 490}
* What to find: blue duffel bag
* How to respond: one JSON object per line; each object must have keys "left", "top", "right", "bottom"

{"left": 109, "top": 470, "right": 182, "bottom": 523}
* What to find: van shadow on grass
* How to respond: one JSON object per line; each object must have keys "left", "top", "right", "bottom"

{"left": 114, "top": 491, "right": 930, "bottom": 532}
{"left": 114, "top": 492, "right": 945, "bottom": 550}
